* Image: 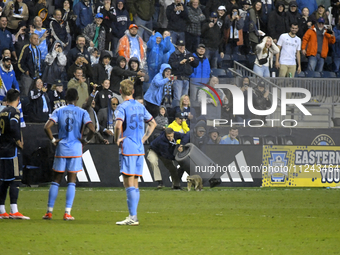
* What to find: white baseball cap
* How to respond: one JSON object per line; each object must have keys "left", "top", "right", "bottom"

{"left": 217, "top": 6, "right": 226, "bottom": 11}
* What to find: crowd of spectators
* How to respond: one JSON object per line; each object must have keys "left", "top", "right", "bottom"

{"left": 0, "top": 0, "right": 338, "bottom": 144}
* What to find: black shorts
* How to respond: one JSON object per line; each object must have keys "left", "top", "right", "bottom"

{"left": 0, "top": 150, "right": 23, "bottom": 181}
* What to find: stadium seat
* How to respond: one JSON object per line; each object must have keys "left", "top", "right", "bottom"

{"left": 238, "top": 135, "right": 253, "bottom": 145}
{"left": 304, "top": 71, "right": 321, "bottom": 78}
{"left": 321, "top": 71, "right": 337, "bottom": 78}
{"left": 211, "top": 68, "right": 226, "bottom": 77}
{"left": 225, "top": 69, "right": 235, "bottom": 78}
{"left": 278, "top": 135, "right": 295, "bottom": 145}
{"left": 295, "top": 71, "right": 305, "bottom": 77}
{"left": 261, "top": 135, "right": 277, "bottom": 145}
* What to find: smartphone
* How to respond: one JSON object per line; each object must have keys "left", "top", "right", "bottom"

{"left": 233, "top": 11, "right": 238, "bottom": 16}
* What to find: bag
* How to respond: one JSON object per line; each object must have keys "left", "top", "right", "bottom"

{"left": 258, "top": 57, "right": 268, "bottom": 65}
{"left": 257, "top": 53, "right": 269, "bottom": 65}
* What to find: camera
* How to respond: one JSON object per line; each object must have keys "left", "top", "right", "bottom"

{"left": 176, "top": 3, "right": 181, "bottom": 6}
{"left": 326, "top": 28, "right": 333, "bottom": 34}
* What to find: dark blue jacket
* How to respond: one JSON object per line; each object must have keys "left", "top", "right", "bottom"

{"left": 112, "top": 6, "right": 130, "bottom": 39}
{"left": 150, "top": 131, "right": 190, "bottom": 160}
{"left": 73, "top": 0, "right": 94, "bottom": 30}
{"left": 333, "top": 26, "right": 340, "bottom": 58}
{"left": 0, "top": 28, "right": 15, "bottom": 55}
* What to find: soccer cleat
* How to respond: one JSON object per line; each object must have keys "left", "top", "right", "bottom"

{"left": 0, "top": 212, "right": 10, "bottom": 219}
{"left": 63, "top": 213, "right": 75, "bottom": 221}
{"left": 116, "top": 216, "right": 139, "bottom": 226}
{"left": 9, "top": 212, "right": 30, "bottom": 220}
{"left": 42, "top": 212, "right": 52, "bottom": 220}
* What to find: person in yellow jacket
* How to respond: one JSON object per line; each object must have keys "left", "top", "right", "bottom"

{"left": 168, "top": 112, "right": 190, "bottom": 144}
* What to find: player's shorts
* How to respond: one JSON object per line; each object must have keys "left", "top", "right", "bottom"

{"left": 0, "top": 157, "right": 22, "bottom": 181}
{"left": 53, "top": 157, "right": 82, "bottom": 173}
{"left": 119, "top": 155, "right": 143, "bottom": 176}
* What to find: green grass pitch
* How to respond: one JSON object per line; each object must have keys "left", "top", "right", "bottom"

{"left": 1, "top": 187, "right": 340, "bottom": 254}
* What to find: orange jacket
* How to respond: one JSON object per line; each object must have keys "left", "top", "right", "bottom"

{"left": 117, "top": 34, "right": 145, "bottom": 63}
{"left": 302, "top": 26, "right": 336, "bottom": 58}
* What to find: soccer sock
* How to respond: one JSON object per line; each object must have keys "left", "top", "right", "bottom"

{"left": 134, "top": 188, "right": 140, "bottom": 218}
{"left": 10, "top": 204, "right": 18, "bottom": 214}
{"left": 47, "top": 182, "right": 60, "bottom": 211}
{"left": 0, "top": 181, "right": 9, "bottom": 206}
{"left": 9, "top": 181, "right": 19, "bottom": 204}
{"left": 65, "top": 183, "right": 76, "bottom": 213}
{"left": 126, "top": 187, "right": 136, "bottom": 217}
{"left": 0, "top": 205, "right": 5, "bottom": 214}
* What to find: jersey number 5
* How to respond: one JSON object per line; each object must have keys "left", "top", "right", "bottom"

{"left": 129, "top": 113, "right": 143, "bottom": 130}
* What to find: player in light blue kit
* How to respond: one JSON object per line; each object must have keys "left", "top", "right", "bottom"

{"left": 115, "top": 79, "right": 157, "bottom": 226}
{"left": 42, "top": 88, "right": 96, "bottom": 220}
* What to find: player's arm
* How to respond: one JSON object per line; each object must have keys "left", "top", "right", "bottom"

{"left": 44, "top": 119, "right": 61, "bottom": 146}
{"left": 10, "top": 116, "right": 23, "bottom": 149}
{"left": 114, "top": 119, "right": 124, "bottom": 146}
{"left": 83, "top": 122, "right": 96, "bottom": 143}
{"left": 142, "top": 118, "right": 157, "bottom": 144}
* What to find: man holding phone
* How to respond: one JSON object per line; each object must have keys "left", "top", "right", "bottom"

{"left": 201, "top": 12, "right": 224, "bottom": 68}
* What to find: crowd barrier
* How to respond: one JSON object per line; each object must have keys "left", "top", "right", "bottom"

{"left": 22, "top": 124, "right": 340, "bottom": 188}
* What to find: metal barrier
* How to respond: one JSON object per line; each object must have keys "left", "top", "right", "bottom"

{"left": 227, "top": 61, "right": 340, "bottom": 128}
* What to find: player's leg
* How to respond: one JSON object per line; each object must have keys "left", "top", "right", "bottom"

{"left": 0, "top": 180, "right": 10, "bottom": 219}
{"left": 43, "top": 157, "right": 65, "bottom": 219}
{"left": 8, "top": 180, "right": 29, "bottom": 219}
{"left": 63, "top": 171, "right": 76, "bottom": 221}
{"left": 63, "top": 157, "right": 82, "bottom": 221}
{"left": 116, "top": 155, "right": 140, "bottom": 226}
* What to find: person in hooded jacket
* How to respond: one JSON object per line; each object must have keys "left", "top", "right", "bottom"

{"left": 286, "top": 1, "right": 301, "bottom": 27}
{"left": 111, "top": 0, "right": 131, "bottom": 53}
{"left": 147, "top": 31, "right": 164, "bottom": 82}
{"left": 190, "top": 118, "right": 209, "bottom": 152}
{"left": 267, "top": 1, "right": 289, "bottom": 43}
{"left": 42, "top": 40, "right": 67, "bottom": 86}
{"left": 144, "top": 63, "right": 173, "bottom": 118}
{"left": 128, "top": 57, "right": 149, "bottom": 98}
{"left": 110, "top": 56, "right": 145, "bottom": 94}
{"left": 92, "top": 51, "right": 112, "bottom": 86}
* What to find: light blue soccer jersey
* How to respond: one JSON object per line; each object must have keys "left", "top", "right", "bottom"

{"left": 50, "top": 104, "right": 92, "bottom": 157}
{"left": 115, "top": 99, "right": 153, "bottom": 156}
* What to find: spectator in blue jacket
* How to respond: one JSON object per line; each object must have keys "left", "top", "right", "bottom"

{"left": 190, "top": 43, "right": 211, "bottom": 102}
{"left": 112, "top": 0, "right": 131, "bottom": 53}
{"left": 332, "top": 16, "right": 340, "bottom": 72}
{"left": 73, "top": 0, "right": 94, "bottom": 31}
{"left": 297, "top": 0, "right": 318, "bottom": 14}
{"left": 0, "top": 16, "right": 17, "bottom": 62}
{"left": 144, "top": 63, "right": 173, "bottom": 118}
{"left": 147, "top": 127, "right": 190, "bottom": 189}
{"left": 0, "top": 54, "right": 25, "bottom": 127}
{"left": 147, "top": 31, "right": 164, "bottom": 82}
{"left": 162, "top": 30, "right": 175, "bottom": 64}
{"left": 0, "top": 56, "right": 20, "bottom": 98}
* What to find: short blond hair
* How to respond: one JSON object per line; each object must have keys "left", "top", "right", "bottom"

{"left": 120, "top": 79, "right": 134, "bottom": 96}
